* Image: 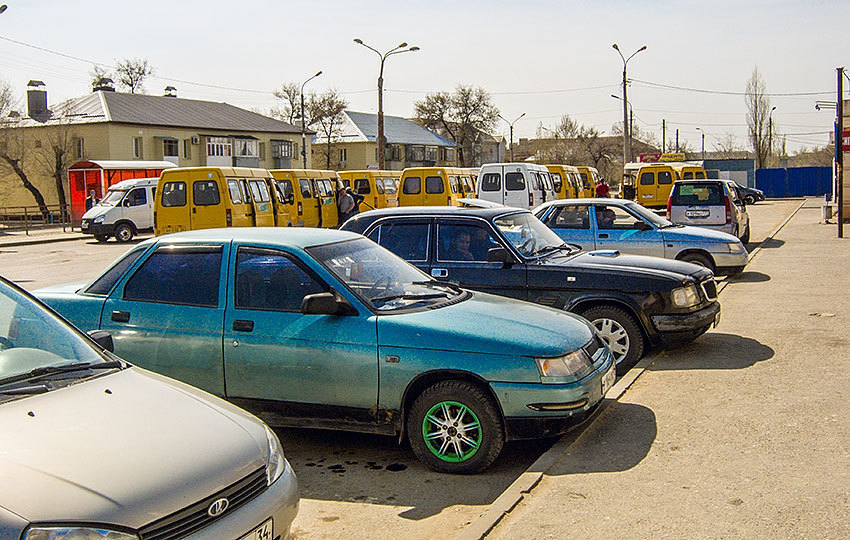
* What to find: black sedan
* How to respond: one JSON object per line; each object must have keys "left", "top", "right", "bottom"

{"left": 736, "top": 184, "right": 765, "bottom": 204}
{"left": 342, "top": 206, "right": 721, "bottom": 372}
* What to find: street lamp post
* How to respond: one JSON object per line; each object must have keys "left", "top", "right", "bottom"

{"left": 300, "top": 70, "right": 322, "bottom": 170}
{"left": 353, "top": 38, "right": 419, "bottom": 170}
{"left": 611, "top": 93, "right": 633, "bottom": 148}
{"left": 498, "top": 113, "right": 526, "bottom": 162}
{"left": 612, "top": 43, "right": 647, "bottom": 165}
{"left": 696, "top": 127, "right": 706, "bottom": 160}
{"left": 768, "top": 106, "right": 776, "bottom": 166}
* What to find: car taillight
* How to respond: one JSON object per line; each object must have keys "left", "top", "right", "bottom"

{"left": 226, "top": 208, "right": 232, "bottom": 227}
{"left": 724, "top": 196, "right": 731, "bottom": 223}
{"left": 666, "top": 197, "right": 672, "bottom": 219}
{"left": 297, "top": 201, "right": 303, "bottom": 216}
{"left": 529, "top": 193, "right": 534, "bottom": 206}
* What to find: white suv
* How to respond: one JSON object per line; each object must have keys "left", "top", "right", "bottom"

{"left": 667, "top": 179, "right": 750, "bottom": 243}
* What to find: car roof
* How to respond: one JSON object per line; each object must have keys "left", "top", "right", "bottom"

{"left": 348, "top": 205, "right": 528, "bottom": 221}
{"left": 141, "top": 227, "right": 362, "bottom": 249}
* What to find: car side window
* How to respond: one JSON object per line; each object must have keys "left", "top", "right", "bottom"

{"left": 639, "top": 172, "right": 655, "bottom": 186}
{"left": 437, "top": 222, "right": 499, "bottom": 262}
{"left": 126, "top": 188, "right": 147, "bottom": 206}
{"left": 658, "top": 171, "right": 673, "bottom": 185}
{"left": 595, "top": 205, "right": 643, "bottom": 230}
{"left": 227, "top": 180, "right": 243, "bottom": 204}
{"left": 354, "top": 178, "right": 370, "bottom": 195}
{"left": 549, "top": 205, "right": 590, "bottom": 229}
{"left": 403, "top": 176, "right": 421, "bottom": 194}
{"left": 299, "top": 179, "right": 312, "bottom": 198}
{"left": 425, "top": 176, "right": 444, "bottom": 194}
{"left": 372, "top": 222, "right": 430, "bottom": 261}
{"left": 123, "top": 246, "right": 222, "bottom": 307}
{"left": 85, "top": 248, "right": 146, "bottom": 295}
{"left": 160, "top": 181, "right": 186, "bottom": 207}
{"left": 193, "top": 181, "right": 220, "bottom": 206}
{"left": 480, "top": 173, "right": 501, "bottom": 192}
{"left": 505, "top": 172, "right": 525, "bottom": 191}
{"left": 235, "top": 247, "right": 327, "bottom": 312}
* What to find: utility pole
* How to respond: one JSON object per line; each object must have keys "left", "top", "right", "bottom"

{"left": 838, "top": 67, "right": 844, "bottom": 238}
{"left": 768, "top": 106, "right": 776, "bottom": 168}
{"left": 675, "top": 129, "right": 679, "bottom": 153}
{"left": 662, "top": 119, "right": 666, "bottom": 153}
{"left": 499, "top": 113, "right": 525, "bottom": 162}
{"left": 613, "top": 44, "right": 647, "bottom": 166}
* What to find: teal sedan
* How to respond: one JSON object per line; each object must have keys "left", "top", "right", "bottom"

{"left": 36, "top": 228, "right": 615, "bottom": 473}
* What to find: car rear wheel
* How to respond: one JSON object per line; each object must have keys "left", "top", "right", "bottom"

{"left": 745, "top": 195, "right": 755, "bottom": 205}
{"left": 114, "top": 223, "right": 134, "bottom": 243}
{"left": 407, "top": 380, "right": 503, "bottom": 474}
{"left": 679, "top": 252, "right": 716, "bottom": 274}
{"left": 582, "top": 306, "right": 644, "bottom": 373}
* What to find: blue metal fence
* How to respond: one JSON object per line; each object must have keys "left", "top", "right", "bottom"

{"left": 755, "top": 167, "right": 832, "bottom": 198}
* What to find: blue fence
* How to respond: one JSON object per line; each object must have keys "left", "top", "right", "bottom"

{"left": 755, "top": 167, "right": 832, "bottom": 198}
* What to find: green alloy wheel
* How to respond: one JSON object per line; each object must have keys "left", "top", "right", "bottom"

{"left": 422, "top": 400, "right": 482, "bottom": 462}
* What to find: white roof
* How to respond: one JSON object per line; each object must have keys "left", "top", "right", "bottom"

{"left": 73, "top": 160, "right": 177, "bottom": 170}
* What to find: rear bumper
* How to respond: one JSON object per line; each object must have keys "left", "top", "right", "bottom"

{"left": 651, "top": 302, "right": 720, "bottom": 341}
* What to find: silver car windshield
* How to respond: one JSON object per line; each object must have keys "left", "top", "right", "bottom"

{"left": 309, "top": 238, "right": 463, "bottom": 312}
{"left": 0, "top": 281, "right": 104, "bottom": 384}
{"left": 493, "top": 211, "right": 570, "bottom": 258}
{"left": 623, "top": 200, "right": 675, "bottom": 228}
{"left": 98, "top": 189, "right": 128, "bottom": 206}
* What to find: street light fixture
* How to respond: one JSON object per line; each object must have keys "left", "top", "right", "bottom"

{"left": 353, "top": 38, "right": 420, "bottom": 170}
{"left": 300, "top": 70, "right": 322, "bottom": 170}
{"left": 612, "top": 43, "right": 647, "bottom": 164}
{"left": 611, "top": 94, "right": 633, "bottom": 143}
{"left": 498, "top": 113, "right": 526, "bottom": 161}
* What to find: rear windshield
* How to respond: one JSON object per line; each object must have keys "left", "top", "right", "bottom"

{"left": 672, "top": 183, "right": 724, "bottom": 205}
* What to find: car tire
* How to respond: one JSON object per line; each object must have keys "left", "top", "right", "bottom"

{"left": 582, "top": 305, "right": 644, "bottom": 373}
{"left": 94, "top": 235, "right": 109, "bottom": 243}
{"left": 740, "top": 225, "right": 750, "bottom": 244}
{"left": 407, "top": 380, "right": 504, "bottom": 474}
{"left": 679, "top": 252, "right": 716, "bottom": 274}
{"left": 114, "top": 223, "right": 134, "bottom": 243}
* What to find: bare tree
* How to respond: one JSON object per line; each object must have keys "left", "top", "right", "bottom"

{"left": 745, "top": 67, "right": 771, "bottom": 169}
{"left": 414, "top": 85, "right": 499, "bottom": 166}
{"left": 115, "top": 58, "right": 154, "bottom": 94}
{"left": 271, "top": 82, "right": 301, "bottom": 125}
{"left": 712, "top": 130, "right": 745, "bottom": 157}
{"left": 307, "top": 89, "right": 349, "bottom": 170}
{"left": 0, "top": 120, "right": 52, "bottom": 220}
{"left": 31, "top": 103, "right": 82, "bottom": 221}
{"left": 89, "top": 64, "right": 113, "bottom": 90}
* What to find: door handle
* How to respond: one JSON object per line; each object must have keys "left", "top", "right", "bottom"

{"left": 111, "top": 310, "right": 130, "bottom": 323}
{"left": 431, "top": 268, "right": 448, "bottom": 278}
{"left": 598, "top": 233, "right": 609, "bottom": 239}
{"left": 232, "top": 320, "right": 254, "bottom": 332}
{"left": 192, "top": 207, "right": 196, "bottom": 214}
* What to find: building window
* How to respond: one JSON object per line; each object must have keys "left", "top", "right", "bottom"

{"left": 272, "top": 140, "right": 293, "bottom": 159}
{"left": 74, "top": 137, "right": 85, "bottom": 159}
{"left": 163, "top": 139, "right": 178, "bottom": 158}
{"left": 386, "top": 144, "right": 401, "bottom": 161}
{"left": 446, "top": 148, "right": 454, "bottom": 161}
{"left": 406, "top": 145, "right": 425, "bottom": 162}
{"left": 182, "top": 139, "right": 191, "bottom": 159}
{"left": 132, "top": 137, "right": 142, "bottom": 159}
{"left": 425, "top": 146, "right": 438, "bottom": 161}
{"left": 234, "top": 139, "right": 258, "bottom": 157}
{"left": 206, "top": 136, "right": 232, "bottom": 157}
{"left": 339, "top": 148, "right": 347, "bottom": 162}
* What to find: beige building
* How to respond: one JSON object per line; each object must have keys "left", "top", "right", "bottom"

{"left": 1, "top": 81, "right": 310, "bottom": 220}
{"left": 312, "top": 110, "right": 457, "bottom": 171}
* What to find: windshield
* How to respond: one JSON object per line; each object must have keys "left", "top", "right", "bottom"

{"left": 98, "top": 189, "right": 128, "bottom": 206}
{"left": 308, "top": 238, "right": 464, "bottom": 312}
{"left": 0, "top": 279, "right": 108, "bottom": 393}
{"left": 493, "top": 211, "right": 571, "bottom": 258}
{"left": 622, "top": 200, "right": 675, "bottom": 228}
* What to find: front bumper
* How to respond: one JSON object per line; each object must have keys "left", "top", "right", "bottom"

{"left": 80, "top": 219, "right": 114, "bottom": 237}
{"left": 651, "top": 302, "right": 720, "bottom": 337}
{"left": 710, "top": 249, "right": 748, "bottom": 270}
{"left": 494, "top": 347, "right": 615, "bottom": 441}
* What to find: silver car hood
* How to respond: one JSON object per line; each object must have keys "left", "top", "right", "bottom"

{"left": 0, "top": 367, "right": 268, "bottom": 528}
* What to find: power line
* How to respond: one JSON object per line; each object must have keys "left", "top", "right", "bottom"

{"left": 631, "top": 78, "right": 834, "bottom": 97}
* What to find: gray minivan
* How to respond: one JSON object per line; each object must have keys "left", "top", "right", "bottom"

{"left": 667, "top": 179, "right": 750, "bottom": 243}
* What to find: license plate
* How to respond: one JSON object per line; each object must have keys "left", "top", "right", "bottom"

{"left": 714, "top": 311, "right": 721, "bottom": 328}
{"left": 602, "top": 365, "right": 616, "bottom": 395}
{"left": 685, "top": 209, "right": 710, "bottom": 218}
{"left": 239, "top": 519, "right": 272, "bottom": 540}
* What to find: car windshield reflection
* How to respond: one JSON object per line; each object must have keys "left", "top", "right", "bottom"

{"left": 493, "top": 212, "right": 571, "bottom": 258}
{"left": 622, "top": 200, "right": 676, "bottom": 228}
{"left": 308, "top": 238, "right": 464, "bottom": 311}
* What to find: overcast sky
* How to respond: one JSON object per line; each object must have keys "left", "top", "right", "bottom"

{"left": 1, "top": 0, "right": 847, "bottom": 153}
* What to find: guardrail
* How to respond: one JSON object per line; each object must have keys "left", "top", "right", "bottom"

{"left": 0, "top": 204, "right": 72, "bottom": 235}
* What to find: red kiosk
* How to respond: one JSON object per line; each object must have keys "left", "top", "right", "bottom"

{"left": 67, "top": 160, "right": 175, "bottom": 224}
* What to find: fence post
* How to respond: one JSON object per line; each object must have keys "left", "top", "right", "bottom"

{"left": 24, "top": 207, "right": 29, "bottom": 235}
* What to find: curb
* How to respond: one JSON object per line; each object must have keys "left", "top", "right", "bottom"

{"left": 457, "top": 199, "right": 808, "bottom": 540}
{"left": 0, "top": 234, "right": 88, "bottom": 248}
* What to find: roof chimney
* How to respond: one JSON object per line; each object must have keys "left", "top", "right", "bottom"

{"left": 26, "top": 80, "right": 48, "bottom": 120}
{"left": 163, "top": 86, "right": 177, "bottom": 97}
{"left": 93, "top": 77, "right": 115, "bottom": 92}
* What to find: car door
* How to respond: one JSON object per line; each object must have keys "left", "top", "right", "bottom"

{"left": 430, "top": 218, "right": 527, "bottom": 300}
{"left": 222, "top": 245, "right": 379, "bottom": 419}
{"left": 478, "top": 170, "right": 504, "bottom": 205}
{"left": 504, "top": 167, "right": 529, "bottom": 209}
{"left": 592, "top": 203, "right": 665, "bottom": 257}
{"left": 638, "top": 170, "right": 658, "bottom": 206}
{"left": 100, "top": 243, "right": 228, "bottom": 396}
{"left": 189, "top": 171, "right": 224, "bottom": 230}
{"left": 122, "top": 187, "right": 150, "bottom": 229}
{"left": 538, "top": 204, "right": 595, "bottom": 251}
{"left": 365, "top": 219, "right": 432, "bottom": 274}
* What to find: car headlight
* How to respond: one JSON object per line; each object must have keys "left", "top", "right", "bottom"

{"left": 727, "top": 241, "right": 746, "bottom": 253}
{"left": 24, "top": 527, "right": 138, "bottom": 539}
{"left": 535, "top": 349, "right": 592, "bottom": 379}
{"left": 671, "top": 284, "right": 701, "bottom": 308}
{"left": 92, "top": 215, "right": 104, "bottom": 224}
{"left": 265, "top": 425, "right": 286, "bottom": 486}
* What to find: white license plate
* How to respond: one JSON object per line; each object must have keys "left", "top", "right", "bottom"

{"left": 602, "top": 366, "right": 616, "bottom": 395}
{"left": 239, "top": 519, "right": 272, "bottom": 540}
{"left": 685, "top": 209, "right": 710, "bottom": 218}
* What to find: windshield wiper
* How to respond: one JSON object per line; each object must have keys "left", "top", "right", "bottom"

{"left": 371, "top": 292, "right": 451, "bottom": 305}
{"left": 0, "top": 384, "right": 49, "bottom": 395}
{"left": 0, "top": 360, "right": 124, "bottom": 387}
{"left": 534, "top": 244, "right": 576, "bottom": 256}
{"left": 411, "top": 280, "right": 462, "bottom": 293}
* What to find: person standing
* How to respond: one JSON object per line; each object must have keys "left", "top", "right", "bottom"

{"left": 337, "top": 187, "right": 356, "bottom": 224}
{"left": 85, "top": 190, "right": 97, "bottom": 210}
{"left": 596, "top": 179, "right": 610, "bottom": 198}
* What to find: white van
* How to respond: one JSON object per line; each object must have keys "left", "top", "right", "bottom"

{"left": 80, "top": 177, "right": 157, "bottom": 242}
{"left": 477, "top": 163, "right": 557, "bottom": 209}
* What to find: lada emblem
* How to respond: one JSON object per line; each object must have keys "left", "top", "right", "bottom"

{"left": 207, "top": 497, "right": 229, "bottom": 517}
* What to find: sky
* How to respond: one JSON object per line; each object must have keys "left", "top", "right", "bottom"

{"left": 0, "top": 0, "right": 847, "bottom": 154}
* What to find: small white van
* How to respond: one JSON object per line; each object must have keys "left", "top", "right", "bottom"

{"left": 476, "top": 163, "right": 556, "bottom": 209}
{"left": 80, "top": 177, "right": 157, "bottom": 242}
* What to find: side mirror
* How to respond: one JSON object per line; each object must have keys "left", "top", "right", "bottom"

{"left": 487, "top": 246, "right": 516, "bottom": 266}
{"left": 301, "top": 289, "right": 358, "bottom": 316}
{"left": 88, "top": 329, "right": 114, "bottom": 352}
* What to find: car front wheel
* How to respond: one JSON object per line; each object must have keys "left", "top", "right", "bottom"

{"left": 114, "top": 223, "right": 134, "bottom": 243}
{"left": 582, "top": 305, "right": 644, "bottom": 373}
{"left": 407, "top": 380, "right": 504, "bottom": 474}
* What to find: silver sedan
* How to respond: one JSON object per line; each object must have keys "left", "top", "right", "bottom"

{"left": 533, "top": 198, "right": 748, "bottom": 275}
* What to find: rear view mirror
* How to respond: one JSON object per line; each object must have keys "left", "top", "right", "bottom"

{"left": 487, "top": 246, "right": 516, "bottom": 266}
{"left": 301, "top": 289, "right": 358, "bottom": 316}
{"left": 87, "top": 330, "right": 114, "bottom": 352}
